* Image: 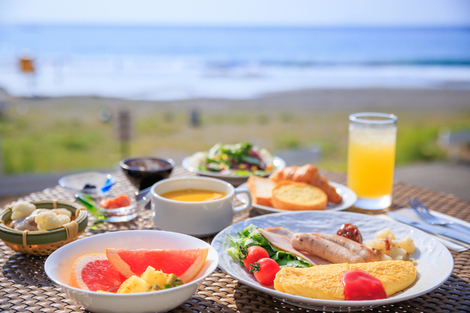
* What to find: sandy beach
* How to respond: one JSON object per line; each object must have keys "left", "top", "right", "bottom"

{"left": 2, "top": 86, "right": 469, "bottom": 164}
{"left": 5, "top": 86, "right": 469, "bottom": 111}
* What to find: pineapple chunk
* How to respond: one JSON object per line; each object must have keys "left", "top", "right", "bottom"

{"left": 141, "top": 266, "right": 169, "bottom": 287}
{"left": 398, "top": 236, "right": 416, "bottom": 254}
{"left": 141, "top": 266, "right": 183, "bottom": 291}
{"left": 375, "top": 228, "right": 396, "bottom": 240}
{"left": 162, "top": 274, "right": 183, "bottom": 289}
{"left": 117, "top": 276, "right": 150, "bottom": 294}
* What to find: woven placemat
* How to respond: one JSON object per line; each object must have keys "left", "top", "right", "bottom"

{"left": 0, "top": 168, "right": 469, "bottom": 313}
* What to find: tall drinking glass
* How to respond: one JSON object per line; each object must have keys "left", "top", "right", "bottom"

{"left": 347, "top": 112, "right": 397, "bottom": 210}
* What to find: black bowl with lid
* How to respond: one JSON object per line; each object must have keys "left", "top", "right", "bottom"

{"left": 120, "top": 157, "right": 175, "bottom": 190}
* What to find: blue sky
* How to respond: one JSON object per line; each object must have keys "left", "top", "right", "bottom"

{"left": 0, "top": 0, "right": 469, "bottom": 27}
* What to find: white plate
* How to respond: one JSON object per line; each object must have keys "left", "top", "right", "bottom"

{"left": 59, "top": 171, "right": 116, "bottom": 196}
{"left": 237, "top": 181, "right": 357, "bottom": 213}
{"left": 211, "top": 211, "right": 454, "bottom": 312}
{"left": 182, "top": 156, "right": 286, "bottom": 187}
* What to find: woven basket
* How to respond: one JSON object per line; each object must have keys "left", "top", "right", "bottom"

{"left": 0, "top": 200, "right": 88, "bottom": 255}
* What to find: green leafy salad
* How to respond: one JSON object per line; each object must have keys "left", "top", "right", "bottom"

{"left": 226, "top": 224, "right": 312, "bottom": 268}
{"left": 188, "top": 142, "right": 275, "bottom": 176}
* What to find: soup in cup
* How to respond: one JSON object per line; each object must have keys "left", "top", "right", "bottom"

{"left": 151, "top": 177, "right": 252, "bottom": 236}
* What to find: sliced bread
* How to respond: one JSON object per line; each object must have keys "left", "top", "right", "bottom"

{"left": 272, "top": 181, "right": 327, "bottom": 211}
{"left": 247, "top": 176, "right": 275, "bottom": 207}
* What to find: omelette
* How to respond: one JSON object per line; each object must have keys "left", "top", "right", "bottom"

{"left": 274, "top": 260, "right": 417, "bottom": 300}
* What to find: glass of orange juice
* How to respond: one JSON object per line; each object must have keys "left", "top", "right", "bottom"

{"left": 347, "top": 112, "right": 397, "bottom": 210}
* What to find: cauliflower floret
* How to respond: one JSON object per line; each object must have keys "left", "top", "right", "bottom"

{"left": 10, "top": 209, "right": 48, "bottom": 231}
{"left": 35, "top": 210, "right": 71, "bottom": 230}
{"left": 56, "top": 214, "right": 71, "bottom": 225}
{"left": 52, "top": 208, "right": 72, "bottom": 218}
{"left": 11, "top": 201, "right": 36, "bottom": 220}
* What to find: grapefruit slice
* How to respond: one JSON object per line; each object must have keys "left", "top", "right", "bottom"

{"left": 69, "top": 253, "right": 126, "bottom": 292}
{"left": 106, "top": 248, "right": 209, "bottom": 283}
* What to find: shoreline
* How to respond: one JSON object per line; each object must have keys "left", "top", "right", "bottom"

{"left": 4, "top": 87, "right": 470, "bottom": 112}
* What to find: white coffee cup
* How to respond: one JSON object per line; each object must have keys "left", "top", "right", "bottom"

{"left": 151, "top": 176, "right": 252, "bottom": 236}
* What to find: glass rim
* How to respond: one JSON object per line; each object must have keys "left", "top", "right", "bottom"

{"left": 349, "top": 112, "right": 397, "bottom": 124}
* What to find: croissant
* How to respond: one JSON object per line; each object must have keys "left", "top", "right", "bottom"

{"left": 270, "top": 164, "right": 343, "bottom": 204}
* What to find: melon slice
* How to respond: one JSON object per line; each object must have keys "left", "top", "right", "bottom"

{"left": 106, "top": 248, "right": 209, "bottom": 283}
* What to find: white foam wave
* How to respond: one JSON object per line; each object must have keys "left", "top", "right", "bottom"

{"left": 0, "top": 55, "right": 469, "bottom": 100}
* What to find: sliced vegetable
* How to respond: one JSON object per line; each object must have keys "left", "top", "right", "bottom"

{"left": 191, "top": 142, "right": 274, "bottom": 176}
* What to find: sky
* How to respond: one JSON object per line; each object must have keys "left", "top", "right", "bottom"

{"left": 0, "top": 0, "right": 469, "bottom": 27}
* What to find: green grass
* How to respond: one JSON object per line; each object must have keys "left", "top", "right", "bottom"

{"left": 0, "top": 105, "right": 120, "bottom": 174}
{"left": 1, "top": 99, "right": 469, "bottom": 175}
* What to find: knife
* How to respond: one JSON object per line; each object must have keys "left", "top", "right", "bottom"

{"left": 389, "top": 211, "right": 470, "bottom": 245}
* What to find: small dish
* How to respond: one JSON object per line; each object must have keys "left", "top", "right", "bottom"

{"left": 77, "top": 193, "right": 150, "bottom": 223}
{"left": 59, "top": 172, "right": 116, "bottom": 196}
{"left": 0, "top": 200, "right": 88, "bottom": 255}
{"left": 120, "top": 157, "right": 175, "bottom": 190}
{"left": 44, "top": 230, "right": 219, "bottom": 313}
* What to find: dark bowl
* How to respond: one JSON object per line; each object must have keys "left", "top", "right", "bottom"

{"left": 120, "top": 157, "right": 175, "bottom": 190}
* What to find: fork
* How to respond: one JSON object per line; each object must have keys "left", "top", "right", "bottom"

{"left": 408, "top": 197, "right": 470, "bottom": 234}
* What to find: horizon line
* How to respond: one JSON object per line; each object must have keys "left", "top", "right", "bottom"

{"left": 1, "top": 22, "right": 470, "bottom": 29}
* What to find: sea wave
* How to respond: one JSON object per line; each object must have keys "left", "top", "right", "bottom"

{"left": 1, "top": 54, "right": 470, "bottom": 100}
{"left": 1, "top": 25, "right": 469, "bottom": 99}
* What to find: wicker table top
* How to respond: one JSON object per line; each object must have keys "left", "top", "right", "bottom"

{"left": 1, "top": 166, "right": 469, "bottom": 313}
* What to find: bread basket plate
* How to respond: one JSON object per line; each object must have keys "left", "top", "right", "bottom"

{"left": 182, "top": 156, "right": 286, "bottom": 187}
{"left": 237, "top": 181, "right": 356, "bottom": 213}
{"left": 212, "top": 211, "right": 453, "bottom": 312}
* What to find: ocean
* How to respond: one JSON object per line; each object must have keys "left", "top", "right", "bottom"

{"left": 0, "top": 25, "right": 469, "bottom": 100}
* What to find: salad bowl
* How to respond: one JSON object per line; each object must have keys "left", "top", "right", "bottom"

{"left": 183, "top": 156, "right": 285, "bottom": 186}
{"left": 183, "top": 142, "right": 285, "bottom": 186}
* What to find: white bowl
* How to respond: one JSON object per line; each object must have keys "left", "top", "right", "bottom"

{"left": 44, "top": 230, "right": 219, "bottom": 313}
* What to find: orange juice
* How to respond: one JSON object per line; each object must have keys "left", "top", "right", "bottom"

{"left": 347, "top": 128, "right": 396, "bottom": 198}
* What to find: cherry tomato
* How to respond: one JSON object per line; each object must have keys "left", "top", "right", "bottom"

{"left": 243, "top": 246, "right": 269, "bottom": 271}
{"left": 250, "top": 258, "right": 280, "bottom": 285}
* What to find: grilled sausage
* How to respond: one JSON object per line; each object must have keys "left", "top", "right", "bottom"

{"left": 311, "top": 232, "right": 379, "bottom": 262}
{"left": 291, "top": 233, "right": 365, "bottom": 264}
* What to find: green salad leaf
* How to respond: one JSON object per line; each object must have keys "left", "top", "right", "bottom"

{"left": 226, "top": 224, "right": 312, "bottom": 268}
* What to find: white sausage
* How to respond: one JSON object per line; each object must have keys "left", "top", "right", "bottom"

{"left": 291, "top": 233, "right": 365, "bottom": 264}
{"left": 311, "top": 232, "right": 379, "bottom": 262}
